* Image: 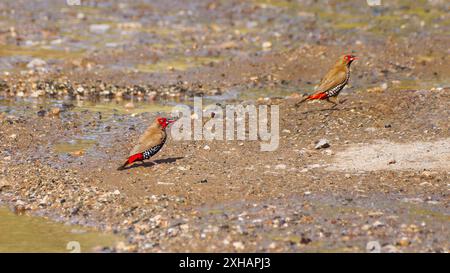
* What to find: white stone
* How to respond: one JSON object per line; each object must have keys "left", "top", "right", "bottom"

{"left": 89, "top": 24, "right": 110, "bottom": 34}
{"left": 26, "top": 58, "right": 46, "bottom": 69}
{"left": 315, "top": 139, "right": 330, "bottom": 149}
{"left": 262, "top": 41, "right": 272, "bottom": 49}
{"left": 232, "top": 241, "right": 245, "bottom": 250}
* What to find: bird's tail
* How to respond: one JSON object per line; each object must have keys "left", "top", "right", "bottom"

{"left": 117, "top": 153, "right": 144, "bottom": 171}
{"left": 295, "top": 96, "right": 309, "bottom": 106}
{"left": 117, "top": 161, "right": 129, "bottom": 171}
{"left": 295, "top": 92, "right": 327, "bottom": 107}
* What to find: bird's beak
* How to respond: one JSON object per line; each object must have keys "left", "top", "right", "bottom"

{"left": 167, "top": 118, "right": 177, "bottom": 124}
{"left": 351, "top": 56, "right": 358, "bottom": 60}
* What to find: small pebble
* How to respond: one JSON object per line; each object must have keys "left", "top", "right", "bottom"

{"left": 315, "top": 139, "right": 330, "bottom": 149}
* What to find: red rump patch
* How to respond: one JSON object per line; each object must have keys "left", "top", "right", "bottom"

{"left": 127, "top": 153, "right": 144, "bottom": 165}
{"left": 308, "top": 92, "right": 328, "bottom": 100}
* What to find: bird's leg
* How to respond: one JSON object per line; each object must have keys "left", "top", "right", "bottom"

{"left": 140, "top": 161, "right": 155, "bottom": 168}
{"left": 326, "top": 98, "right": 338, "bottom": 108}
{"left": 150, "top": 160, "right": 159, "bottom": 167}
{"left": 337, "top": 97, "right": 347, "bottom": 104}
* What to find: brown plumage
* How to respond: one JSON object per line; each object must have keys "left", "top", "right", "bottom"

{"left": 296, "top": 54, "right": 357, "bottom": 107}
{"left": 117, "top": 117, "right": 176, "bottom": 170}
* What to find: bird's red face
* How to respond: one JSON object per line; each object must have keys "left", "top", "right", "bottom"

{"left": 344, "top": 54, "right": 357, "bottom": 64}
{"left": 157, "top": 117, "right": 176, "bottom": 129}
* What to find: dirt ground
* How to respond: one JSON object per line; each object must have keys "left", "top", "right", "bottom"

{"left": 0, "top": 0, "right": 449, "bottom": 252}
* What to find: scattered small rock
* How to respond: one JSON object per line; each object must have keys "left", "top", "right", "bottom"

{"left": 89, "top": 24, "right": 110, "bottom": 34}
{"left": 397, "top": 237, "right": 410, "bottom": 247}
{"left": 382, "top": 244, "right": 399, "bottom": 253}
{"left": 13, "top": 200, "right": 27, "bottom": 215}
{"left": 388, "top": 159, "right": 396, "bottom": 165}
{"left": 300, "top": 237, "right": 312, "bottom": 245}
{"left": 368, "top": 211, "right": 384, "bottom": 217}
{"left": 262, "top": 41, "right": 272, "bottom": 49}
{"left": 70, "top": 150, "right": 84, "bottom": 157}
{"left": 401, "top": 197, "right": 424, "bottom": 203}
{"left": 124, "top": 102, "right": 135, "bottom": 109}
{"left": 372, "top": 220, "right": 384, "bottom": 227}
{"left": 37, "top": 110, "right": 46, "bottom": 117}
{"left": 315, "top": 139, "right": 330, "bottom": 149}
{"left": 50, "top": 107, "right": 61, "bottom": 116}
{"left": 232, "top": 241, "right": 245, "bottom": 250}
{"left": 367, "top": 86, "right": 384, "bottom": 93}
{"left": 0, "top": 179, "right": 11, "bottom": 191}
{"left": 26, "top": 58, "right": 47, "bottom": 69}
{"left": 366, "top": 241, "right": 381, "bottom": 253}
{"left": 364, "top": 127, "right": 377, "bottom": 133}
{"left": 421, "top": 171, "right": 435, "bottom": 178}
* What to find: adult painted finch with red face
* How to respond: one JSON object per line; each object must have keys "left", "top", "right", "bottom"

{"left": 296, "top": 54, "right": 357, "bottom": 107}
{"left": 117, "top": 117, "right": 176, "bottom": 170}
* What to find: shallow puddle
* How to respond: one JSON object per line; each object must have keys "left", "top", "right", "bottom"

{"left": 0, "top": 44, "right": 84, "bottom": 60}
{"left": 0, "top": 96, "right": 177, "bottom": 119}
{"left": 53, "top": 138, "right": 97, "bottom": 155}
{"left": 135, "top": 56, "right": 224, "bottom": 73}
{"left": 72, "top": 100, "right": 176, "bottom": 118}
{"left": 0, "top": 206, "right": 122, "bottom": 253}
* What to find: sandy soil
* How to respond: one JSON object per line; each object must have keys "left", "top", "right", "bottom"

{"left": 328, "top": 139, "right": 450, "bottom": 172}
{"left": 1, "top": 87, "right": 449, "bottom": 252}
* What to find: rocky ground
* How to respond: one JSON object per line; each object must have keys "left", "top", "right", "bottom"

{"left": 0, "top": 0, "right": 449, "bottom": 252}
{"left": 1, "top": 87, "right": 448, "bottom": 252}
